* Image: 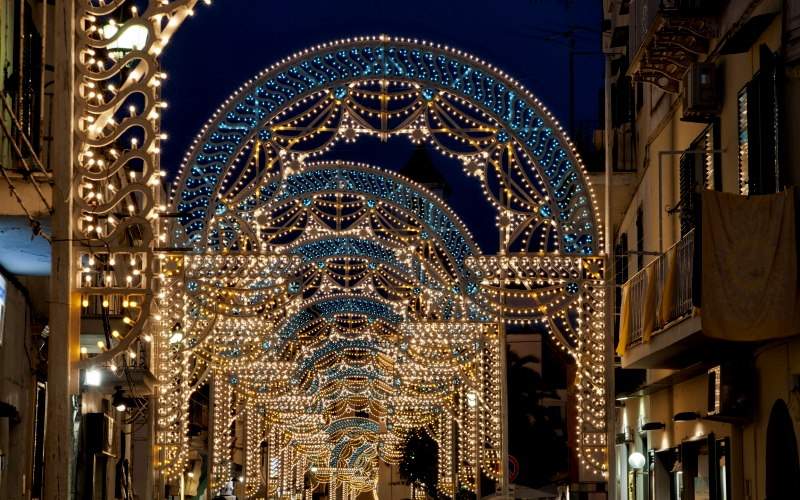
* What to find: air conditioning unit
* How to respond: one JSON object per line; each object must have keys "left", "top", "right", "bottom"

{"left": 84, "top": 412, "right": 116, "bottom": 456}
{"left": 683, "top": 62, "right": 720, "bottom": 119}
{"left": 706, "top": 364, "right": 751, "bottom": 422}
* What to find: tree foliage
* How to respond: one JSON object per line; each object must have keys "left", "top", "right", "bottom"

{"left": 399, "top": 427, "right": 439, "bottom": 499}
{"left": 506, "top": 347, "right": 569, "bottom": 487}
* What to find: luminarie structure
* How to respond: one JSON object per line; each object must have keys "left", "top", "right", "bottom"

{"left": 71, "top": 2, "right": 608, "bottom": 496}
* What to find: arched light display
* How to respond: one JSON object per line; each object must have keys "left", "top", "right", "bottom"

{"left": 74, "top": 2, "right": 608, "bottom": 497}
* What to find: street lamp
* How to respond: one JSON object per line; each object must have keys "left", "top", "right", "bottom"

{"left": 102, "top": 21, "right": 149, "bottom": 60}
{"left": 628, "top": 452, "right": 646, "bottom": 470}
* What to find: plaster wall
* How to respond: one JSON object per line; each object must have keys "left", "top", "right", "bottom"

{"left": 0, "top": 276, "right": 35, "bottom": 500}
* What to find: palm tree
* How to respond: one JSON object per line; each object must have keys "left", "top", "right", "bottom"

{"left": 399, "top": 427, "right": 439, "bottom": 499}
{"left": 506, "top": 347, "right": 568, "bottom": 488}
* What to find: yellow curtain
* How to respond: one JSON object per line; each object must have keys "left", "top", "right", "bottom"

{"left": 642, "top": 266, "right": 657, "bottom": 342}
{"left": 658, "top": 246, "right": 678, "bottom": 325}
{"left": 616, "top": 281, "right": 632, "bottom": 356}
{"left": 701, "top": 188, "right": 800, "bottom": 340}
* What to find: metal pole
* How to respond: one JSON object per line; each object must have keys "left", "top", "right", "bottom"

{"left": 44, "top": 3, "right": 79, "bottom": 500}
{"left": 603, "top": 52, "right": 617, "bottom": 500}
{"left": 499, "top": 324, "right": 510, "bottom": 499}
{"left": 498, "top": 161, "right": 510, "bottom": 500}
{"left": 475, "top": 398, "right": 481, "bottom": 500}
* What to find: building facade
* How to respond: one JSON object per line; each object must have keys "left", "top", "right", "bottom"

{"left": 1, "top": 1, "right": 158, "bottom": 499}
{"left": 604, "top": 1, "right": 800, "bottom": 499}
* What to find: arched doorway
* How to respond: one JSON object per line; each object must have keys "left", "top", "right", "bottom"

{"left": 70, "top": 4, "right": 609, "bottom": 497}
{"left": 766, "top": 399, "right": 800, "bottom": 499}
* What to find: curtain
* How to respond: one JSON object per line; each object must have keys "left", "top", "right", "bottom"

{"left": 616, "top": 282, "right": 632, "bottom": 356}
{"left": 658, "top": 246, "right": 678, "bottom": 325}
{"left": 642, "top": 266, "right": 657, "bottom": 342}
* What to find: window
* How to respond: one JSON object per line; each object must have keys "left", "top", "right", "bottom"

{"left": 738, "top": 45, "right": 779, "bottom": 195}
{"left": 679, "top": 124, "right": 719, "bottom": 235}
{"left": 611, "top": 57, "right": 633, "bottom": 127}
{"left": 7, "top": 0, "right": 44, "bottom": 156}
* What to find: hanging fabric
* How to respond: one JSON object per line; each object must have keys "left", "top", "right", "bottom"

{"left": 701, "top": 188, "right": 800, "bottom": 340}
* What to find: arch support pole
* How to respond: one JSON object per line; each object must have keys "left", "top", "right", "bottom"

{"left": 44, "top": 2, "right": 79, "bottom": 499}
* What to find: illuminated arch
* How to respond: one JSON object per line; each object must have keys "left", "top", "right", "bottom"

{"left": 171, "top": 37, "right": 601, "bottom": 256}
{"left": 72, "top": 3, "right": 609, "bottom": 494}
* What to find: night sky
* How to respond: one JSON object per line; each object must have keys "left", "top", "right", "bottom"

{"left": 159, "top": 0, "right": 604, "bottom": 251}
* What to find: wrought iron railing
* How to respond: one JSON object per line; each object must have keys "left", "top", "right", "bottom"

{"left": 623, "top": 230, "right": 694, "bottom": 349}
{"left": 629, "top": 0, "right": 724, "bottom": 60}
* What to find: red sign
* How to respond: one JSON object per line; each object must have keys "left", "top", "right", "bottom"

{"left": 508, "top": 455, "right": 519, "bottom": 482}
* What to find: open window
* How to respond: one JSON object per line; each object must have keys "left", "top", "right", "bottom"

{"left": 678, "top": 123, "right": 719, "bottom": 236}
{"left": 738, "top": 45, "right": 779, "bottom": 196}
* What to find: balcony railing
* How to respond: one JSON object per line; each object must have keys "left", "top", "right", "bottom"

{"left": 628, "top": 0, "right": 720, "bottom": 93}
{"left": 622, "top": 230, "right": 694, "bottom": 350}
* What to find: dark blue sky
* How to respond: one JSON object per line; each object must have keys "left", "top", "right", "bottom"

{"left": 159, "top": 0, "right": 604, "bottom": 251}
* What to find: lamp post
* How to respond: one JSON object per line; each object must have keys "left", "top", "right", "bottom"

{"left": 628, "top": 452, "right": 646, "bottom": 500}
{"left": 102, "top": 21, "right": 149, "bottom": 60}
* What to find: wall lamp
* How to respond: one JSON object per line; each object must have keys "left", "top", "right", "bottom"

{"left": 673, "top": 411, "right": 701, "bottom": 422}
{"left": 641, "top": 421, "right": 666, "bottom": 431}
{"left": 112, "top": 386, "right": 126, "bottom": 412}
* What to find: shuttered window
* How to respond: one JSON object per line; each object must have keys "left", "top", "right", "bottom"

{"left": 738, "top": 45, "right": 779, "bottom": 195}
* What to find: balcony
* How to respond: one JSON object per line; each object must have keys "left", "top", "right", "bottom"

{"left": 628, "top": 0, "right": 721, "bottom": 93}
{"left": 619, "top": 188, "right": 800, "bottom": 369}
{"left": 618, "top": 230, "right": 710, "bottom": 369}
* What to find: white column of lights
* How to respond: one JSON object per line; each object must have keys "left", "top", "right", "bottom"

{"left": 574, "top": 268, "right": 609, "bottom": 476}
{"left": 266, "top": 424, "right": 276, "bottom": 499}
{"left": 437, "top": 411, "right": 455, "bottom": 498}
{"left": 210, "top": 373, "right": 235, "bottom": 492}
{"left": 244, "top": 404, "right": 262, "bottom": 497}
{"left": 481, "top": 325, "right": 502, "bottom": 481}
{"left": 154, "top": 254, "right": 196, "bottom": 477}
{"left": 283, "top": 434, "right": 293, "bottom": 497}
{"left": 457, "top": 383, "right": 478, "bottom": 492}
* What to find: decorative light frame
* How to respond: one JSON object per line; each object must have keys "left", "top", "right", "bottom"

{"left": 74, "top": 1, "right": 609, "bottom": 494}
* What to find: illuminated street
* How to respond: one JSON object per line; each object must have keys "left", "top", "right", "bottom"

{"left": 1, "top": 1, "right": 800, "bottom": 500}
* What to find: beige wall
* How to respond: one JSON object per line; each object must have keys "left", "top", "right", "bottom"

{"left": 0, "top": 276, "right": 36, "bottom": 500}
